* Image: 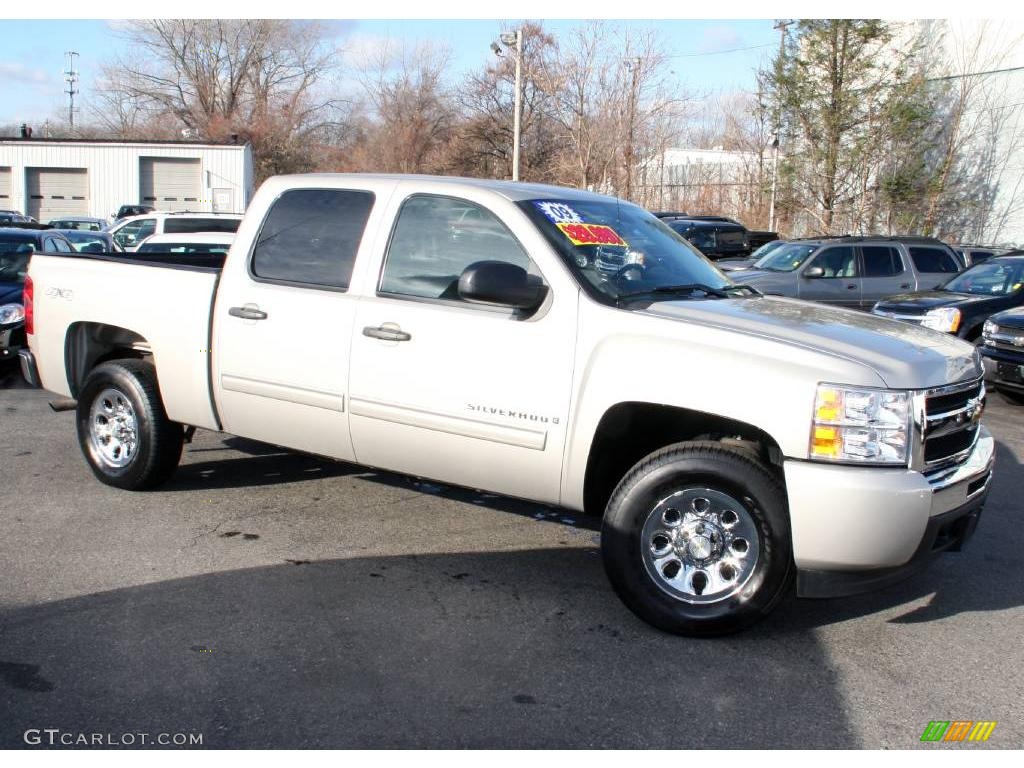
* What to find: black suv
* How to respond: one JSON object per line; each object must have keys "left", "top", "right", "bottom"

{"left": 663, "top": 218, "right": 750, "bottom": 260}
{"left": 981, "top": 306, "right": 1024, "bottom": 404}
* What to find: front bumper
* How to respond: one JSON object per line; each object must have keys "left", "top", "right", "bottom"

{"left": 981, "top": 346, "right": 1024, "bottom": 393}
{"left": 0, "top": 323, "right": 25, "bottom": 361}
{"left": 785, "top": 426, "right": 994, "bottom": 597}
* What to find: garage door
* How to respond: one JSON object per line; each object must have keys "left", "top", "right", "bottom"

{"left": 140, "top": 157, "right": 201, "bottom": 212}
{"left": 0, "top": 167, "right": 11, "bottom": 209}
{"left": 26, "top": 168, "right": 89, "bottom": 221}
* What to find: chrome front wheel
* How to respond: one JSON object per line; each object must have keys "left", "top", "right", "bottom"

{"left": 641, "top": 487, "right": 760, "bottom": 604}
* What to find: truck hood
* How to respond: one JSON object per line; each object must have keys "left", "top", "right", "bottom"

{"left": 0, "top": 280, "right": 23, "bottom": 306}
{"left": 872, "top": 290, "right": 992, "bottom": 314}
{"left": 990, "top": 306, "right": 1024, "bottom": 330}
{"left": 641, "top": 295, "right": 980, "bottom": 389}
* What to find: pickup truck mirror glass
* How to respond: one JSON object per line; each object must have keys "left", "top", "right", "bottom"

{"left": 804, "top": 265, "right": 825, "bottom": 279}
{"left": 458, "top": 260, "right": 545, "bottom": 309}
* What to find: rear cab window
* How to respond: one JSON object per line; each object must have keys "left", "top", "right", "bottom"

{"left": 250, "top": 188, "right": 375, "bottom": 290}
{"left": 165, "top": 217, "right": 241, "bottom": 234}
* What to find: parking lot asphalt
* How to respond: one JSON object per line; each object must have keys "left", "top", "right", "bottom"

{"left": 1, "top": 363, "right": 1022, "bottom": 749}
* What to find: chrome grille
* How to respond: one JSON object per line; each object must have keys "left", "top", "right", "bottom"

{"left": 922, "top": 378, "right": 984, "bottom": 473}
{"left": 988, "top": 328, "right": 1024, "bottom": 354}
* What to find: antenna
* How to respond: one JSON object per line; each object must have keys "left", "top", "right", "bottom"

{"left": 64, "top": 51, "right": 79, "bottom": 130}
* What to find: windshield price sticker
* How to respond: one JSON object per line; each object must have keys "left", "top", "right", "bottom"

{"left": 556, "top": 222, "right": 628, "bottom": 247}
{"left": 534, "top": 201, "right": 584, "bottom": 223}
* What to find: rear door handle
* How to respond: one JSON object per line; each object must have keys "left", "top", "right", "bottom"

{"left": 846, "top": 283, "right": 858, "bottom": 290}
{"left": 228, "top": 305, "right": 268, "bottom": 320}
{"left": 363, "top": 324, "right": 411, "bottom": 342}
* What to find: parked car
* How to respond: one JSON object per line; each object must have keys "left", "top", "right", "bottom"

{"left": 955, "top": 245, "right": 1011, "bottom": 267}
{"left": 53, "top": 229, "right": 118, "bottom": 254}
{"left": 111, "top": 204, "right": 155, "bottom": 222}
{"left": 651, "top": 210, "right": 689, "bottom": 219}
{"left": 980, "top": 307, "right": 1024, "bottom": 404}
{"left": 733, "top": 236, "right": 963, "bottom": 310}
{"left": 748, "top": 230, "right": 780, "bottom": 251}
{"left": 718, "top": 239, "right": 787, "bottom": 272}
{"left": 21, "top": 174, "right": 993, "bottom": 636}
{"left": 665, "top": 218, "right": 751, "bottom": 260}
{"left": 872, "top": 253, "right": 1024, "bottom": 340}
{"left": 107, "top": 211, "right": 244, "bottom": 252}
{"left": 0, "top": 212, "right": 34, "bottom": 226}
{"left": 0, "top": 227, "right": 75, "bottom": 363}
{"left": 48, "top": 216, "right": 108, "bottom": 231}
{"left": 135, "top": 232, "right": 235, "bottom": 255}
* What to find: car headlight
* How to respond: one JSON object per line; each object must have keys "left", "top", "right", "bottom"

{"left": 0, "top": 303, "right": 25, "bottom": 325}
{"left": 921, "top": 306, "right": 961, "bottom": 333}
{"left": 983, "top": 319, "right": 998, "bottom": 342}
{"left": 810, "top": 384, "right": 910, "bottom": 465}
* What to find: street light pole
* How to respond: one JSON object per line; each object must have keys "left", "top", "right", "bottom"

{"left": 768, "top": 134, "right": 780, "bottom": 231}
{"left": 512, "top": 28, "right": 523, "bottom": 181}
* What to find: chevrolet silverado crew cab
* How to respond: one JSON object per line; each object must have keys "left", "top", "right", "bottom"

{"left": 20, "top": 174, "right": 995, "bottom": 636}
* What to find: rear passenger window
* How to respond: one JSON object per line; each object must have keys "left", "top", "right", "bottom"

{"left": 251, "top": 189, "right": 375, "bottom": 289}
{"left": 910, "top": 247, "right": 959, "bottom": 274}
{"left": 862, "top": 245, "right": 903, "bottom": 277}
{"left": 165, "top": 217, "right": 241, "bottom": 234}
{"left": 379, "top": 195, "right": 540, "bottom": 303}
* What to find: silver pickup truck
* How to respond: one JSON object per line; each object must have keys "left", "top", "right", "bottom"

{"left": 20, "top": 174, "right": 994, "bottom": 636}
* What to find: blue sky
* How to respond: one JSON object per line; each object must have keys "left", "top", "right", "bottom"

{"left": 0, "top": 18, "right": 777, "bottom": 126}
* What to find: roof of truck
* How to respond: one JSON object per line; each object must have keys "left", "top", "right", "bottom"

{"left": 264, "top": 173, "right": 622, "bottom": 204}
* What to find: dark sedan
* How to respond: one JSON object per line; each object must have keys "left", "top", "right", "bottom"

{"left": 981, "top": 307, "right": 1024, "bottom": 404}
{"left": 53, "top": 229, "right": 117, "bottom": 254}
{"left": 871, "top": 253, "right": 1024, "bottom": 340}
{"left": 0, "top": 228, "right": 76, "bottom": 363}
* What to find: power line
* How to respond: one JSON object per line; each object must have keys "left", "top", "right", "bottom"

{"left": 925, "top": 65, "right": 1024, "bottom": 83}
{"left": 668, "top": 42, "right": 774, "bottom": 59}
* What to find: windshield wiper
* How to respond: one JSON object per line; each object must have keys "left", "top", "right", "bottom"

{"left": 616, "top": 283, "right": 732, "bottom": 303}
{"left": 723, "top": 283, "right": 761, "bottom": 296}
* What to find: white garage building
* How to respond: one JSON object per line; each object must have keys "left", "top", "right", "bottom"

{"left": 0, "top": 138, "right": 254, "bottom": 222}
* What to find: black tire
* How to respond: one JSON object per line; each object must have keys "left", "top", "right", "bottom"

{"left": 76, "top": 359, "right": 183, "bottom": 490}
{"left": 601, "top": 441, "right": 793, "bottom": 637}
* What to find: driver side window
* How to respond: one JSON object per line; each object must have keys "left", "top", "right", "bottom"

{"left": 379, "top": 195, "right": 543, "bottom": 303}
{"left": 809, "top": 246, "right": 857, "bottom": 278}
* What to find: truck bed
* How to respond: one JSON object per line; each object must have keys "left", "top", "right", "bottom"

{"left": 28, "top": 251, "right": 223, "bottom": 430}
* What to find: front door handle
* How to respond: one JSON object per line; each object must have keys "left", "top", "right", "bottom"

{"left": 363, "top": 324, "right": 411, "bottom": 342}
{"left": 846, "top": 283, "right": 858, "bottom": 290}
{"left": 900, "top": 283, "right": 912, "bottom": 289}
{"left": 229, "top": 305, "right": 268, "bottom": 320}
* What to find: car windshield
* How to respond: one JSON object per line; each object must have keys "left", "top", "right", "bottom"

{"left": 518, "top": 199, "right": 737, "bottom": 302}
{"left": 749, "top": 240, "right": 784, "bottom": 260}
{"left": 755, "top": 242, "right": 819, "bottom": 272}
{"left": 62, "top": 232, "right": 110, "bottom": 252}
{"left": 137, "top": 241, "right": 230, "bottom": 254}
{"left": 942, "top": 259, "right": 1024, "bottom": 296}
{"left": 0, "top": 245, "right": 32, "bottom": 282}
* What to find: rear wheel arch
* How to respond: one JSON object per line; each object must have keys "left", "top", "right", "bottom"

{"left": 65, "top": 321, "right": 152, "bottom": 397}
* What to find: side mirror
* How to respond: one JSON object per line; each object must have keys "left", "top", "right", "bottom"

{"left": 458, "top": 260, "right": 545, "bottom": 310}
{"left": 804, "top": 265, "right": 825, "bottom": 279}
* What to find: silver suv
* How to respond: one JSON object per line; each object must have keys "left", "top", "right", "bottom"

{"left": 732, "top": 236, "right": 964, "bottom": 310}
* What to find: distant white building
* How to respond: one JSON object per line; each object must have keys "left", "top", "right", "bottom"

{"left": 639, "top": 147, "right": 764, "bottom": 219}
{"left": 0, "top": 138, "right": 254, "bottom": 222}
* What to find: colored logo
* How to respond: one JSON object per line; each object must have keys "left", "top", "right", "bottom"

{"left": 920, "top": 721, "right": 996, "bottom": 742}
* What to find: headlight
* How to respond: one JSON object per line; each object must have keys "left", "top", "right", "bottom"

{"left": 810, "top": 384, "right": 910, "bottom": 465}
{"left": 0, "top": 303, "right": 25, "bottom": 325}
{"left": 983, "top": 319, "right": 998, "bottom": 341}
{"left": 921, "top": 306, "right": 961, "bottom": 333}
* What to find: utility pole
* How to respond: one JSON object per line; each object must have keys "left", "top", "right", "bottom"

{"left": 624, "top": 56, "right": 642, "bottom": 201}
{"left": 493, "top": 29, "right": 525, "bottom": 181}
{"left": 64, "top": 51, "right": 79, "bottom": 130}
{"left": 768, "top": 20, "right": 791, "bottom": 231}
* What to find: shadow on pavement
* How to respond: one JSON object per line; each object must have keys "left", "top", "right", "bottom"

{"left": 0, "top": 547, "right": 855, "bottom": 749}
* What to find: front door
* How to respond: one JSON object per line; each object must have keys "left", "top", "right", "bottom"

{"left": 212, "top": 187, "right": 376, "bottom": 461}
{"left": 347, "top": 193, "right": 578, "bottom": 504}
{"left": 799, "top": 245, "right": 862, "bottom": 309}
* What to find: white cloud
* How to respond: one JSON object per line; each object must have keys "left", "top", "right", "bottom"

{"left": 0, "top": 62, "right": 51, "bottom": 85}
{"left": 698, "top": 25, "right": 744, "bottom": 54}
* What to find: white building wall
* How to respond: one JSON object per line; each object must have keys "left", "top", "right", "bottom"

{"left": 0, "top": 141, "right": 253, "bottom": 221}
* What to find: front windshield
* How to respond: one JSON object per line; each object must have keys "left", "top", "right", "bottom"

{"left": 942, "top": 259, "right": 1024, "bottom": 296}
{"left": 749, "top": 240, "right": 785, "bottom": 260}
{"left": 755, "top": 242, "right": 819, "bottom": 272}
{"left": 518, "top": 199, "right": 734, "bottom": 302}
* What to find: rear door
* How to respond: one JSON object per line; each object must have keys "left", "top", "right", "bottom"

{"left": 212, "top": 187, "right": 376, "bottom": 461}
{"left": 909, "top": 246, "right": 961, "bottom": 288}
{"left": 859, "top": 244, "right": 912, "bottom": 308}
{"left": 798, "top": 245, "right": 862, "bottom": 308}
